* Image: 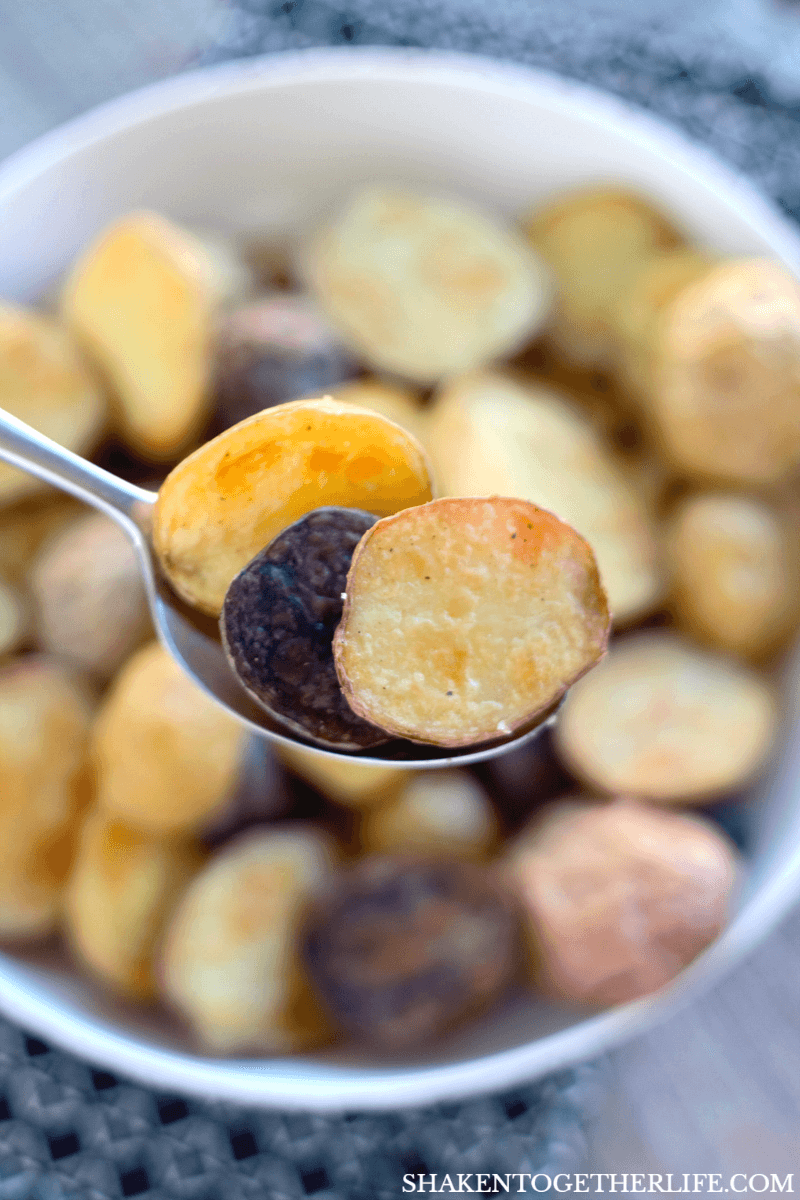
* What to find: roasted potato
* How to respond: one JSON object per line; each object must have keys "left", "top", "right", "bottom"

{"left": 0, "top": 303, "right": 106, "bottom": 506}
{"left": 334, "top": 496, "right": 610, "bottom": 747}
{"left": 555, "top": 632, "right": 778, "bottom": 802}
{"left": 505, "top": 796, "right": 737, "bottom": 1006}
{"left": 0, "top": 656, "right": 94, "bottom": 941}
{"left": 359, "top": 770, "right": 498, "bottom": 858}
{"left": 92, "top": 642, "right": 248, "bottom": 834}
{"left": 275, "top": 742, "right": 405, "bottom": 810}
{"left": 65, "top": 810, "right": 203, "bottom": 1000}
{"left": 153, "top": 396, "right": 434, "bottom": 616}
{"left": 161, "top": 826, "right": 335, "bottom": 1053}
{"left": 306, "top": 186, "right": 551, "bottom": 383}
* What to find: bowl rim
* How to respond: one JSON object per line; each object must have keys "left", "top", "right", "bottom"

{"left": 3, "top": 44, "right": 800, "bottom": 1110}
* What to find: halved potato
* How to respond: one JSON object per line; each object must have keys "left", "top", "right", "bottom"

{"left": 61, "top": 211, "right": 219, "bottom": 460}
{"left": 153, "top": 397, "right": 434, "bottom": 616}
{"left": 275, "top": 742, "right": 405, "bottom": 809}
{"left": 0, "top": 656, "right": 94, "bottom": 941}
{"left": 426, "top": 374, "right": 662, "bottom": 624}
{"left": 0, "top": 304, "right": 106, "bottom": 506}
{"left": 306, "top": 186, "right": 551, "bottom": 383}
{"left": 360, "top": 769, "right": 498, "bottom": 858}
{"left": 555, "top": 632, "right": 778, "bottom": 802}
{"left": 65, "top": 810, "right": 203, "bottom": 1001}
{"left": 160, "top": 826, "right": 335, "bottom": 1054}
{"left": 665, "top": 492, "right": 800, "bottom": 659}
{"left": 92, "top": 641, "right": 248, "bottom": 834}
{"left": 334, "top": 496, "right": 610, "bottom": 747}
{"left": 526, "top": 186, "right": 683, "bottom": 366}
{"left": 649, "top": 258, "right": 800, "bottom": 484}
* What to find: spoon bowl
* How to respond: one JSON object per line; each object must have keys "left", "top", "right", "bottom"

{"left": 0, "top": 404, "right": 554, "bottom": 766}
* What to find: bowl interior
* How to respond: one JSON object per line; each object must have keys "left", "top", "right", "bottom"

{"left": 1, "top": 48, "right": 800, "bottom": 1109}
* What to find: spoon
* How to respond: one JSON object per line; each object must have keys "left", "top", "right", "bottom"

{"left": 0, "top": 407, "right": 554, "bottom": 767}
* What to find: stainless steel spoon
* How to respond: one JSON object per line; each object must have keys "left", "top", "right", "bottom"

{"left": 0, "top": 407, "right": 554, "bottom": 767}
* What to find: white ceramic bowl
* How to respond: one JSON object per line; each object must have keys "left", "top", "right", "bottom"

{"left": 1, "top": 47, "right": 800, "bottom": 1112}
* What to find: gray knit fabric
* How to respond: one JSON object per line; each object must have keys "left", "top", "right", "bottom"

{"left": 0, "top": 1017, "right": 606, "bottom": 1198}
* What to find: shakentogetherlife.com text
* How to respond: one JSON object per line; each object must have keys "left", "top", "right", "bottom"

{"left": 401, "top": 1175, "right": 795, "bottom": 1194}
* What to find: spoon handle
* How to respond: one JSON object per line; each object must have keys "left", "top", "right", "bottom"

{"left": 0, "top": 408, "right": 156, "bottom": 525}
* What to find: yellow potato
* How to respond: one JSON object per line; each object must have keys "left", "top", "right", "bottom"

{"left": 555, "top": 632, "right": 778, "bottom": 802}
{"left": 0, "top": 656, "right": 94, "bottom": 941}
{"left": 360, "top": 769, "right": 498, "bottom": 858}
{"left": 0, "top": 580, "right": 27, "bottom": 658}
{"left": 276, "top": 742, "right": 404, "bottom": 809}
{"left": 325, "top": 378, "right": 430, "bottom": 445}
{"left": 153, "top": 397, "right": 434, "bottom": 616}
{"left": 526, "top": 186, "right": 683, "bottom": 366}
{"left": 160, "top": 826, "right": 335, "bottom": 1054}
{"left": 61, "top": 211, "right": 218, "bottom": 460}
{"left": 649, "top": 258, "right": 800, "bottom": 484}
{"left": 505, "top": 796, "right": 737, "bottom": 1006}
{"left": 666, "top": 492, "right": 800, "bottom": 658}
{"left": 306, "top": 185, "right": 551, "bottom": 383}
{"left": 0, "top": 492, "right": 82, "bottom": 583}
{"left": 427, "top": 373, "right": 663, "bottom": 624}
{"left": 0, "top": 303, "right": 106, "bottom": 506}
{"left": 65, "top": 810, "right": 203, "bottom": 1000}
{"left": 30, "top": 510, "right": 152, "bottom": 678}
{"left": 334, "top": 497, "right": 610, "bottom": 747}
{"left": 92, "top": 641, "right": 248, "bottom": 834}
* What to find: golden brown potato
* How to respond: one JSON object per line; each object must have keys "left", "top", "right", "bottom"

{"left": 526, "top": 186, "right": 683, "bottom": 366}
{"left": 334, "top": 496, "right": 610, "bottom": 747}
{"left": 426, "top": 373, "right": 663, "bottom": 624}
{"left": 153, "top": 397, "right": 434, "bottom": 616}
{"left": 505, "top": 796, "right": 737, "bottom": 1006}
{"left": 0, "top": 303, "right": 106, "bottom": 506}
{"left": 359, "top": 770, "right": 498, "bottom": 858}
{"left": 30, "top": 510, "right": 151, "bottom": 679}
{"left": 646, "top": 258, "right": 800, "bottom": 484}
{"left": 160, "top": 826, "right": 335, "bottom": 1054}
{"left": 0, "top": 580, "right": 28, "bottom": 658}
{"left": 555, "top": 632, "right": 778, "bottom": 802}
{"left": 665, "top": 492, "right": 800, "bottom": 658}
{"left": 65, "top": 810, "right": 204, "bottom": 1000}
{"left": 61, "top": 211, "right": 219, "bottom": 460}
{"left": 0, "top": 492, "right": 82, "bottom": 583}
{"left": 611, "top": 249, "right": 713, "bottom": 395}
{"left": 92, "top": 641, "right": 248, "bottom": 834}
{"left": 275, "top": 742, "right": 404, "bottom": 809}
{"left": 0, "top": 656, "right": 94, "bottom": 941}
{"left": 306, "top": 186, "right": 551, "bottom": 383}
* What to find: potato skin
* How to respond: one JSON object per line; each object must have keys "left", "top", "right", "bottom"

{"left": 154, "top": 397, "right": 434, "bottom": 616}
{"left": 334, "top": 497, "right": 610, "bottom": 747}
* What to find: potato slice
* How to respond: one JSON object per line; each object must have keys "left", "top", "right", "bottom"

{"left": 153, "top": 397, "right": 434, "bottom": 616}
{"left": 61, "top": 211, "right": 219, "bottom": 460}
{"left": 555, "top": 632, "right": 778, "bottom": 802}
{"left": 92, "top": 641, "right": 248, "bottom": 834}
{"left": 360, "top": 769, "right": 498, "bottom": 858}
{"left": 306, "top": 186, "right": 551, "bottom": 383}
{"left": 0, "top": 580, "right": 28, "bottom": 658}
{"left": 65, "top": 810, "right": 203, "bottom": 1001}
{"left": 160, "top": 826, "right": 335, "bottom": 1054}
{"left": 426, "top": 374, "right": 662, "bottom": 624}
{"left": 666, "top": 492, "right": 800, "bottom": 658}
{"left": 0, "top": 656, "right": 94, "bottom": 941}
{"left": 30, "top": 510, "right": 151, "bottom": 679}
{"left": 0, "top": 304, "right": 106, "bottom": 506}
{"left": 505, "top": 796, "right": 737, "bottom": 1006}
{"left": 648, "top": 258, "right": 800, "bottom": 484}
{"left": 526, "top": 186, "right": 683, "bottom": 366}
{"left": 334, "top": 496, "right": 610, "bottom": 747}
{"left": 0, "top": 492, "right": 82, "bottom": 583}
{"left": 275, "top": 742, "right": 404, "bottom": 809}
